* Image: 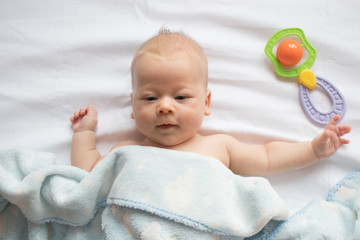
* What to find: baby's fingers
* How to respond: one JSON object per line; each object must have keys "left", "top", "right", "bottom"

{"left": 328, "top": 114, "right": 340, "bottom": 126}
{"left": 70, "top": 111, "right": 80, "bottom": 123}
{"left": 338, "top": 125, "right": 352, "bottom": 135}
{"left": 70, "top": 108, "right": 86, "bottom": 123}
{"left": 327, "top": 115, "right": 351, "bottom": 134}
{"left": 341, "top": 138, "right": 350, "bottom": 144}
{"left": 86, "top": 105, "right": 98, "bottom": 116}
{"left": 331, "top": 125, "right": 351, "bottom": 140}
{"left": 333, "top": 124, "right": 351, "bottom": 145}
{"left": 70, "top": 106, "right": 97, "bottom": 124}
{"left": 79, "top": 107, "right": 87, "bottom": 116}
{"left": 339, "top": 125, "right": 351, "bottom": 145}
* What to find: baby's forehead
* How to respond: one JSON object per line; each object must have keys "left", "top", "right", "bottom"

{"left": 131, "top": 32, "right": 208, "bottom": 87}
{"left": 140, "top": 34, "right": 203, "bottom": 58}
{"left": 136, "top": 49, "right": 200, "bottom": 65}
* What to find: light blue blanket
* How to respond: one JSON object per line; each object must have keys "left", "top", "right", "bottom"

{"left": 0, "top": 146, "right": 359, "bottom": 239}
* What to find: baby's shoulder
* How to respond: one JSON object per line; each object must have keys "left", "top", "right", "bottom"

{"left": 111, "top": 140, "right": 141, "bottom": 151}
{"left": 202, "top": 133, "right": 237, "bottom": 144}
{"left": 202, "top": 133, "right": 244, "bottom": 153}
{"left": 196, "top": 134, "right": 236, "bottom": 167}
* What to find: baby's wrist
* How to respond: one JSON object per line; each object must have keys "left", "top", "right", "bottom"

{"left": 73, "top": 130, "right": 96, "bottom": 135}
{"left": 73, "top": 125, "right": 97, "bottom": 133}
{"left": 310, "top": 140, "right": 321, "bottom": 159}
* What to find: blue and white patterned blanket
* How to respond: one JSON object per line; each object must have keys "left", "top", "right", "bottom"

{"left": 0, "top": 146, "right": 359, "bottom": 239}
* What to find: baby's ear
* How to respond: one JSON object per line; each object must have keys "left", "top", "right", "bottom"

{"left": 204, "top": 89, "right": 211, "bottom": 116}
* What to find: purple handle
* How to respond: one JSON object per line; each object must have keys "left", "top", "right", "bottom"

{"left": 299, "top": 76, "right": 346, "bottom": 126}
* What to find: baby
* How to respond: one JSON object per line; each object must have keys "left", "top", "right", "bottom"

{"left": 70, "top": 30, "right": 351, "bottom": 174}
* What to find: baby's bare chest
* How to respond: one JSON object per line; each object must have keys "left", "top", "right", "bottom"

{"left": 172, "top": 135, "right": 230, "bottom": 168}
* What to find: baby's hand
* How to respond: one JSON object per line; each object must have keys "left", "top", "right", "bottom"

{"left": 70, "top": 105, "right": 98, "bottom": 133}
{"left": 311, "top": 115, "right": 351, "bottom": 159}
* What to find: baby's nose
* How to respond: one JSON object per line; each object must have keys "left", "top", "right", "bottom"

{"left": 157, "top": 98, "right": 175, "bottom": 114}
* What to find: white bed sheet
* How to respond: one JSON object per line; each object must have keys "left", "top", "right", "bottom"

{"left": 1, "top": 0, "right": 359, "bottom": 205}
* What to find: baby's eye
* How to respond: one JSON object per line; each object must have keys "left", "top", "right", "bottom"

{"left": 146, "top": 97, "right": 157, "bottom": 101}
{"left": 175, "top": 96, "right": 187, "bottom": 100}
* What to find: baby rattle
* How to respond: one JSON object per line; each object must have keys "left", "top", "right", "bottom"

{"left": 265, "top": 28, "right": 346, "bottom": 126}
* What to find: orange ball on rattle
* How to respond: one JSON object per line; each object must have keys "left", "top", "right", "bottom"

{"left": 276, "top": 40, "right": 303, "bottom": 67}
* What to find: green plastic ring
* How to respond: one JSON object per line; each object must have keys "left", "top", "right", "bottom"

{"left": 265, "top": 28, "right": 317, "bottom": 78}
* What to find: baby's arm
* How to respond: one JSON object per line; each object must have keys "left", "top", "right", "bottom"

{"left": 70, "top": 105, "right": 102, "bottom": 171}
{"left": 227, "top": 115, "right": 351, "bottom": 176}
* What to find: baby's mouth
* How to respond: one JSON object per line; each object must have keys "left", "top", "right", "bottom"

{"left": 157, "top": 124, "right": 176, "bottom": 130}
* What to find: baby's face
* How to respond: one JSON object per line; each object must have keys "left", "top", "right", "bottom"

{"left": 131, "top": 51, "right": 211, "bottom": 147}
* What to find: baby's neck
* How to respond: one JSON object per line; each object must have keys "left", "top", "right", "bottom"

{"left": 140, "top": 133, "right": 202, "bottom": 151}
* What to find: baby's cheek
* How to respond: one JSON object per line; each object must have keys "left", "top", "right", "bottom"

{"left": 182, "top": 108, "right": 203, "bottom": 126}
{"left": 134, "top": 111, "right": 153, "bottom": 127}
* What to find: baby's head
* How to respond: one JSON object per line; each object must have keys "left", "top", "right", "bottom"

{"left": 130, "top": 29, "right": 211, "bottom": 147}
{"left": 131, "top": 29, "right": 208, "bottom": 88}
